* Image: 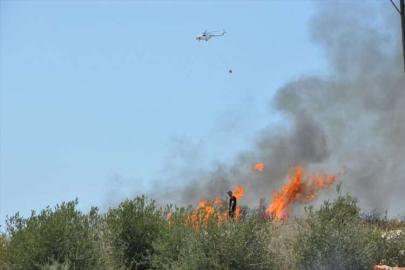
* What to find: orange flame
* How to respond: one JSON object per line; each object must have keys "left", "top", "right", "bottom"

{"left": 235, "top": 207, "right": 241, "bottom": 216}
{"left": 233, "top": 186, "right": 245, "bottom": 200}
{"left": 214, "top": 198, "right": 224, "bottom": 205}
{"left": 253, "top": 163, "right": 264, "bottom": 172}
{"left": 232, "top": 186, "right": 244, "bottom": 219}
{"left": 266, "top": 165, "right": 338, "bottom": 220}
{"left": 186, "top": 186, "right": 245, "bottom": 229}
{"left": 186, "top": 199, "right": 225, "bottom": 229}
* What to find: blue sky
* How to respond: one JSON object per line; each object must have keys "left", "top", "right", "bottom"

{"left": 0, "top": 1, "right": 327, "bottom": 228}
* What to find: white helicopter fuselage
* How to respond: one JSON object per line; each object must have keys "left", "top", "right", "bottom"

{"left": 195, "top": 30, "right": 226, "bottom": 42}
{"left": 196, "top": 35, "right": 212, "bottom": 41}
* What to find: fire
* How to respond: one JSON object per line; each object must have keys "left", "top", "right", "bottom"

{"left": 253, "top": 163, "right": 264, "bottom": 172}
{"left": 233, "top": 185, "right": 245, "bottom": 200}
{"left": 232, "top": 186, "right": 244, "bottom": 219}
{"left": 186, "top": 199, "right": 225, "bottom": 229}
{"left": 185, "top": 185, "right": 245, "bottom": 229}
{"left": 214, "top": 198, "right": 223, "bottom": 205}
{"left": 266, "top": 165, "right": 338, "bottom": 220}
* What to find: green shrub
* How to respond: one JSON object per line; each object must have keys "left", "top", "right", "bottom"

{"left": 37, "top": 258, "right": 71, "bottom": 270}
{"left": 152, "top": 204, "right": 274, "bottom": 270}
{"left": 4, "top": 199, "right": 104, "bottom": 270}
{"left": 2, "top": 190, "right": 404, "bottom": 269}
{"left": 106, "top": 195, "right": 165, "bottom": 270}
{"left": 0, "top": 232, "right": 10, "bottom": 270}
{"left": 373, "top": 228, "right": 405, "bottom": 267}
{"left": 362, "top": 211, "right": 405, "bottom": 267}
{"left": 294, "top": 192, "right": 378, "bottom": 270}
{"left": 267, "top": 219, "right": 300, "bottom": 270}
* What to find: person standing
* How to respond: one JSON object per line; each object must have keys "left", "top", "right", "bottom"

{"left": 227, "top": 190, "right": 237, "bottom": 218}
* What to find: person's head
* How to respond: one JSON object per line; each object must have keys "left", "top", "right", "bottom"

{"left": 227, "top": 190, "right": 232, "bottom": 197}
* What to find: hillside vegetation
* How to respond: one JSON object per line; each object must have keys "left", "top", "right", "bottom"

{"left": 1, "top": 191, "right": 404, "bottom": 270}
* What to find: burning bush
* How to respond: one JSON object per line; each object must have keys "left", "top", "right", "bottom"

{"left": 267, "top": 165, "right": 339, "bottom": 221}
{"left": 152, "top": 205, "right": 274, "bottom": 270}
{"left": 168, "top": 186, "right": 246, "bottom": 230}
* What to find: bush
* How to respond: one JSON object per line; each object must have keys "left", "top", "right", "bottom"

{"left": 267, "top": 219, "right": 300, "bottom": 270}
{"left": 293, "top": 191, "right": 378, "bottom": 270}
{"left": 152, "top": 204, "right": 274, "bottom": 270}
{"left": 0, "top": 232, "right": 10, "bottom": 270}
{"left": 373, "top": 228, "right": 405, "bottom": 267}
{"left": 4, "top": 199, "right": 104, "bottom": 270}
{"left": 2, "top": 191, "right": 404, "bottom": 269}
{"left": 106, "top": 195, "right": 165, "bottom": 270}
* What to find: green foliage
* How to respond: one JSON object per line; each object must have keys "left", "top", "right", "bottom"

{"left": 152, "top": 205, "right": 274, "bottom": 270}
{"left": 360, "top": 210, "right": 405, "bottom": 267}
{"left": 4, "top": 199, "right": 104, "bottom": 270}
{"left": 267, "top": 219, "right": 300, "bottom": 269}
{"left": 0, "top": 232, "right": 10, "bottom": 270}
{"left": 2, "top": 193, "right": 404, "bottom": 270}
{"left": 37, "top": 257, "right": 71, "bottom": 270}
{"left": 293, "top": 193, "right": 378, "bottom": 270}
{"left": 106, "top": 195, "right": 165, "bottom": 270}
{"left": 372, "top": 227, "right": 405, "bottom": 267}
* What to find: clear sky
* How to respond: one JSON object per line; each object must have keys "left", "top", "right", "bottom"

{"left": 0, "top": 0, "right": 327, "bottom": 228}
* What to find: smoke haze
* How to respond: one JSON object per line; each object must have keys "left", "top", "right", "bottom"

{"left": 144, "top": 2, "right": 405, "bottom": 215}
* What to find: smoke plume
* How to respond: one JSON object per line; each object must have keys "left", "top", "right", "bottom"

{"left": 149, "top": 2, "right": 405, "bottom": 215}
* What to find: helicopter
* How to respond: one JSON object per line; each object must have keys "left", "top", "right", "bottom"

{"left": 196, "top": 29, "right": 227, "bottom": 42}
{"left": 193, "top": 29, "right": 232, "bottom": 73}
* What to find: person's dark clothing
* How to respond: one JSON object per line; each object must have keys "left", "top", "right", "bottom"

{"left": 229, "top": 210, "right": 235, "bottom": 218}
{"left": 229, "top": 195, "right": 237, "bottom": 211}
{"left": 229, "top": 195, "right": 237, "bottom": 218}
